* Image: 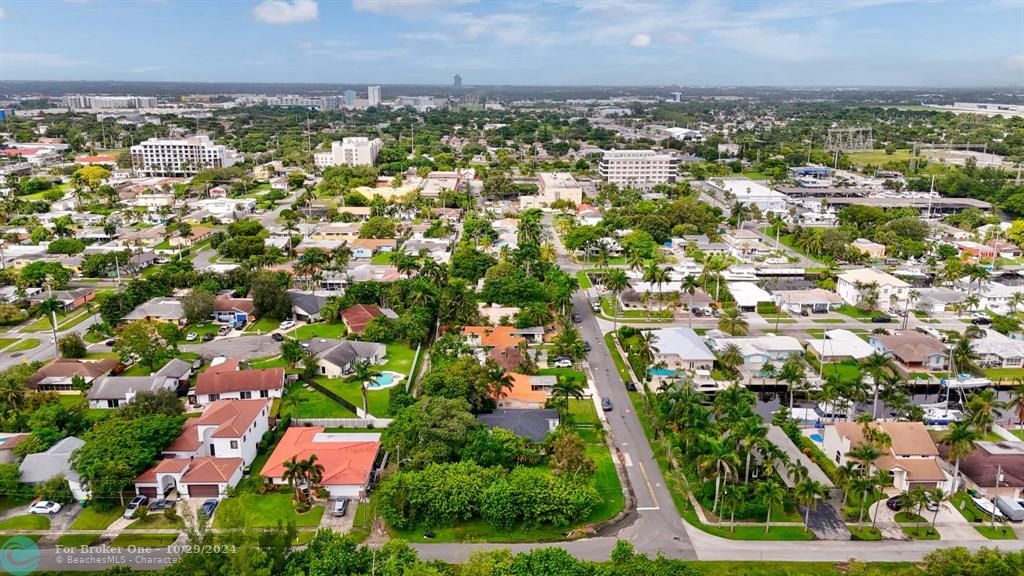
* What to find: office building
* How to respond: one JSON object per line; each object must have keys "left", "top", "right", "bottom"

{"left": 598, "top": 150, "right": 678, "bottom": 189}
{"left": 313, "top": 137, "right": 382, "bottom": 169}
{"left": 368, "top": 86, "right": 382, "bottom": 107}
{"left": 130, "top": 135, "right": 240, "bottom": 177}
{"left": 343, "top": 90, "right": 356, "bottom": 106}
{"left": 63, "top": 95, "right": 157, "bottom": 110}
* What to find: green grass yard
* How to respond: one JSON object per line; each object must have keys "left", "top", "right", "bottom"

{"left": 284, "top": 382, "right": 357, "bottom": 418}
{"left": 0, "top": 514, "right": 50, "bottom": 530}
{"left": 3, "top": 339, "right": 39, "bottom": 352}
{"left": 213, "top": 493, "right": 324, "bottom": 528}
{"left": 290, "top": 322, "right": 348, "bottom": 340}
{"left": 316, "top": 377, "right": 391, "bottom": 417}
{"left": 848, "top": 525, "right": 882, "bottom": 541}
{"left": 901, "top": 525, "right": 939, "bottom": 540}
{"left": 243, "top": 317, "right": 281, "bottom": 335}
{"left": 846, "top": 149, "right": 913, "bottom": 167}
{"left": 586, "top": 444, "right": 623, "bottom": 523}
{"left": 835, "top": 305, "right": 886, "bottom": 321}
{"left": 381, "top": 344, "right": 416, "bottom": 375}
{"left": 1012, "top": 429, "right": 1024, "bottom": 441}
{"left": 56, "top": 534, "right": 99, "bottom": 547}
{"left": 983, "top": 367, "right": 1024, "bottom": 382}
{"left": 576, "top": 270, "right": 592, "bottom": 289}
{"left": 370, "top": 252, "right": 392, "bottom": 265}
{"left": 603, "top": 333, "right": 634, "bottom": 384}
{"left": 69, "top": 506, "right": 121, "bottom": 530}
{"left": 975, "top": 525, "right": 1018, "bottom": 540}
{"left": 110, "top": 533, "right": 178, "bottom": 548}
{"left": 128, "top": 512, "right": 184, "bottom": 529}
{"left": 950, "top": 492, "right": 987, "bottom": 523}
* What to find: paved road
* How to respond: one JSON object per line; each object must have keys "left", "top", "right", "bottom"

{"left": 181, "top": 335, "right": 281, "bottom": 360}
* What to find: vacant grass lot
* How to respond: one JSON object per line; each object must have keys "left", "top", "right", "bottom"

{"left": 847, "top": 149, "right": 913, "bottom": 166}
{"left": 69, "top": 507, "right": 121, "bottom": 530}
{"left": 284, "top": 382, "right": 356, "bottom": 418}
{"left": 213, "top": 493, "right": 324, "bottom": 529}
{"left": 835, "top": 305, "right": 887, "bottom": 320}
{"left": 316, "top": 377, "right": 390, "bottom": 417}
{"left": 290, "top": 322, "right": 347, "bottom": 340}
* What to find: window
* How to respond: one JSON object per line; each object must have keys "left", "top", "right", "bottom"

{"left": 260, "top": 390, "right": 269, "bottom": 398}
{"left": 230, "top": 440, "right": 238, "bottom": 449}
{"left": 240, "top": 391, "right": 252, "bottom": 399}
{"left": 209, "top": 394, "right": 220, "bottom": 402}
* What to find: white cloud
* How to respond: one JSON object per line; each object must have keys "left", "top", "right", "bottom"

{"left": 0, "top": 7, "right": 5, "bottom": 19}
{"left": 252, "top": 0, "right": 318, "bottom": 25}
{"left": 712, "top": 25, "right": 826, "bottom": 62}
{"left": 0, "top": 52, "right": 88, "bottom": 67}
{"left": 352, "top": 0, "right": 473, "bottom": 16}
{"left": 128, "top": 65, "right": 163, "bottom": 74}
{"left": 629, "top": 33, "right": 651, "bottom": 47}
{"left": 1007, "top": 53, "right": 1024, "bottom": 71}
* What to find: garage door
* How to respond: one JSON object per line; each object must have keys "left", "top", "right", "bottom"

{"left": 137, "top": 486, "right": 158, "bottom": 498}
{"left": 188, "top": 484, "right": 220, "bottom": 498}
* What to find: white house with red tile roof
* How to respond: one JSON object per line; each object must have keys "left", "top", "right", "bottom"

{"left": 261, "top": 428, "right": 380, "bottom": 499}
{"left": 135, "top": 456, "right": 244, "bottom": 499}
{"left": 191, "top": 358, "right": 284, "bottom": 406}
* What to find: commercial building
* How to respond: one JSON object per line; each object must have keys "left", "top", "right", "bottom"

{"left": 313, "top": 137, "right": 382, "bottom": 169}
{"left": 704, "top": 179, "right": 790, "bottom": 215}
{"left": 63, "top": 95, "right": 157, "bottom": 109}
{"left": 598, "top": 150, "right": 678, "bottom": 189}
{"left": 343, "top": 90, "right": 356, "bottom": 105}
{"left": 368, "top": 85, "right": 382, "bottom": 107}
{"left": 519, "top": 172, "right": 584, "bottom": 209}
{"left": 130, "top": 135, "right": 240, "bottom": 176}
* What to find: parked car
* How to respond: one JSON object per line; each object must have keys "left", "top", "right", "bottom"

{"left": 185, "top": 332, "right": 198, "bottom": 342}
{"left": 590, "top": 300, "right": 601, "bottom": 312}
{"left": 217, "top": 325, "right": 231, "bottom": 336}
{"left": 571, "top": 313, "right": 582, "bottom": 323}
{"left": 971, "top": 316, "right": 992, "bottom": 325}
{"left": 104, "top": 339, "right": 116, "bottom": 347}
{"left": 202, "top": 333, "right": 215, "bottom": 342}
{"left": 29, "top": 501, "right": 62, "bottom": 515}
{"left": 148, "top": 499, "right": 175, "bottom": 512}
{"left": 279, "top": 320, "right": 296, "bottom": 330}
{"left": 583, "top": 342, "right": 591, "bottom": 352}
{"left": 123, "top": 495, "right": 148, "bottom": 519}
{"left": 886, "top": 496, "right": 902, "bottom": 511}
{"left": 870, "top": 315, "right": 893, "bottom": 324}
{"left": 625, "top": 381, "right": 637, "bottom": 391}
{"left": 601, "top": 398, "right": 613, "bottom": 412}
{"left": 271, "top": 333, "right": 284, "bottom": 342}
{"left": 553, "top": 358, "right": 573, "bottom": 368}
{"left": 332, "top": 498, "right": 349, "bottom": 517}
{"left": 200, "top": 499, "right": 218, "bottom": 519}
{"left": 800, "top": 309, "right": 809, "bottom": 317}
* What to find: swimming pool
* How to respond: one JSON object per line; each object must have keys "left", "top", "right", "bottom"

{"left": 810, "top": 433, "right": 824, "bottom": 443}
{"left": 366, "top": 371, "right": 405, "bottom": 390}
{"left": 649, "top": 368, "right": 680, "bottom": 377}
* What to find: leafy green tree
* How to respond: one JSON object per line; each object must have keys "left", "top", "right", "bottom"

{"left": 381, "top": 397, "right": 481, "bottom": 469}
{"left": 548, "top": 430, "right": 595, "bottom": 476}
{"left": 182, "top": 287, "right": 216, "bottom": 324}
{"left": 358, "top": 216, "right": 396, "bottom": 239}
{"left": 114, "top": 321, "right": 172, "bottom": 370}
{"left": 251, "top": 270, "right": 292, "bottom": 320}
{"left": 58, "top": 332, "right": 87, "bottom": 358}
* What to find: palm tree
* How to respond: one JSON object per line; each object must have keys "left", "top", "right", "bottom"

{"left": 942, "top": 421, "right": 979, "bottom": 493}
{"left": 834, "top": 461, "right": 859, "bottom": 511}
{"left": 604, "top": 269, "right": 629, "bottom": 330}
{"left": 351, "top": 360, "right": 382, "bottom": 417}
{"left": 950, "top": 338, "right": 981, "bottom": 375}
{"left": 38, "top": 297, "right": 63, "bottom": 356}
{"left": 795, "top": 477, "right": 827, "bottom": 533}
{"left": 778, "top": 353, "right": 806, "bottom": 411}
{"left": 967, "top": 389, "right": 1004, "bottom": 435}
{"left": 859, "top": 352, "right": 894, "bottom": 419}
{"left": 718, "top": 307, "right": 748, "bottom": 336}
{"left": 928, "top": 487, "right": 948, "bottom": 532}
{"left": 631, "top": 331, "right": 658, "bottom": 366}
{"left": 551, "top": 376, "right": 585, "bottom": 417}
{"left": 303, "top": 454, "right": 325, "bottom": 492}
{"left": 681, "top": 275, "right": 699, "bottom": 328}
{"left": 755, "top": 479, "right": 786, "bottom": 533}
{"left": 641, "top": 262, "right": 669, "bottom": 312}
{"left": 759, "top": 360, "right": 777, "bottom": 386}
{"left": 487, "top": 365, "right": 514, "bottom": 402}
{"left": 716, "top": 343, "right": 744, "bottom": 378}
{"left": 697, "top": 438, "right": 740, "bottom": 514}
{"left": 1007, "top": 378, "right": 1024, "bottom": 422}
{"left": 1009, "top": 292, "right": 1024, "bottom": 316}
{"left": 282, "top": 456, "right": 305, "bottom": 502}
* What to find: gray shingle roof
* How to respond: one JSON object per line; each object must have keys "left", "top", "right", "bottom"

{"left": 477, "top": 409, "right": 560, "bottom": 442}
{"left": 19, "top": 436, "right": 84, "bottom": 484}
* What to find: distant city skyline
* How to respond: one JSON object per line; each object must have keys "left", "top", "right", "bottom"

{"left": 0, "top": 0, "right": 1021, "bottom": 87}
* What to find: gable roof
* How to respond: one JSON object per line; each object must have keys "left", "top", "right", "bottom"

{"left": 477, "top": 409, "right": 559, "bottom": 442}
{"left": 650, "top": 327, "right": 715, "bottom": 361}
{"left": 262, "top": 428, "right": 380, "bottom": 487}
{"left": 164, "top": 399, "right": 269, "bottom": 452}
{"left": 123, "top": 297, "right": 184, "bottom": 321}
{"left": 502, "top": 372, "right": 549, "bottom": 404}
{"left": 309, "top": 339, "right": 385, "bottom": 369}
{"left": 213, "top": 294, "right": 255, "bottom": 315}
{"left": 872, "top": 333, "right": 946, "bottom": 363}
{"left": 28, "top": 358, "right": 117, "bottom": 388}
{"left": 937, "top": 441, "right": 1024, "bottom": 488}
{"left": 462, "top": 326, "right": 524, "bottom": 350}
{"left": 341, "top": 304, "right": 383, "bottom": 334}
{"left": 288, "top": 290, "right": 329, "bottom": 315}
{"left": 87, "top": 358, "right": 192, "bottom": 400}
{"left": 19, "top": 436, "right": 84, "bottom": 483}
{"left": 181, "top": 456, "right": 243, "bottom": 484}
{"left": 834, "top": 421, "right": 939, "bottom": 456}
{"left": 838, "top": 268, "right": 909, "bottom": 288}
{"left": 194, "top": 365, "right": 284, "bottom": 395}
{"left": 488, "top": 346, "right": 524, "bottom": 371}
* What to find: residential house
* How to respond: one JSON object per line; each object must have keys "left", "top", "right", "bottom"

{"left": 122, "top": 297, "right": 186, "bottom": 325}
{"left": 937, "top": 441, "right": 1024, "bottom": 498}
{"left": 212, "top": 294, "right": 255, "bottom": 325}
{"left": 287, "top": 290, "right": 329, "bottom": 322}
{"left": 822, "top": 421, "right": 949, "bottom": 492}
{"left": 349, "top": 238, "right": 397, "bottom": 259}
{"left": 836, "top": 268, "right": 910, "bottom": 308}
{"left": 914, "top": 287, "right": 967, "bottom": 315}
{"left": 488, "top": 346, "right": 526, "bottom": 371}
{"left": 722, "top": 229, "right": 773, "bottom": 260}
{"left": 168, "top": 225, "right": 213, "bottom": 248}
{"left": 0, "top": 433, "right": 29, "bottom": 465}
{"left": 19, "top": 437, "right": 89, "bottom": 500}
{"left": 972, "top": 329, "right": 1024, "bottom": 368}
{"left": 649, "top": 327, "right": 715, "bottom": 372}
{"left": 477, "top": 409, "right": 560, "bottom": 442}
{"left": 462, "top": 326, "right": 525, "bottom": 351}
{"left": 868, "top": 332, "right": 948, "bottom": 372}
{"left": 135, "top": 457, "right": 243, "bottom": 499}
{"left": 341, "top": 304, "right": 396, "bottom": 336}
{"left": 499, "top": 373, "right": 556, "bottom": 409}
{"left": 192, "top": 359, "right": 284, "bottom": 406}
{"left": 27, "top": 358, "right": 118, "bottom": 392}
{"left": 477, "top": 304, "right": 521, "bottom": 325}
{"left": 806, "top": 329, "right": 876, "bottom": 362}
{"left": 262, "top": 428, "right": 381, "bottom": 499}
{"left": 161, "top": 400, "right": 269, "bottom": 464}
{"left": 772, "top": 288, "right": 844, "bottom": 315}
{"left": 87, "top": 358, "right": 192, "bottom": 409}
{"left": 311, "top": 223, "right": 361, "bottom": 241}
{"left": 305, "top": 339, "right": 387, "bottom": 378}
{"left": 706, "top": 335, "right": 803, "bottom": 367}
{"left": 851, "top": 238, "right": 886, "bottom": 259}
{"left": 29, "top": 288, "right": 95, "bottom": 313}
{"left": 967, "top": 281, "right": 1024, "bottom": 315}
{"left": 729, "top": 282, "right": 774, "bottom": 312}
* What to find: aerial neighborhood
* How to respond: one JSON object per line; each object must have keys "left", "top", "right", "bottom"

{"left": 0, "top": 5, "right": 1023, "bottom": 570}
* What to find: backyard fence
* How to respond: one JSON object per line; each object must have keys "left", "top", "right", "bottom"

{"left": 291, "top": 418, "right": 393, "bottom": 428}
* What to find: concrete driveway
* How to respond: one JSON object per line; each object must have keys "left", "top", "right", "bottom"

{"left": 867, "top": 499, "right": 909, "bottom": 540}
{"left": 932, "top": 502, "right": 986, "bottom": 540}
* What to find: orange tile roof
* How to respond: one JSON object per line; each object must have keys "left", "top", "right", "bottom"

{"left": 462, "top": 326, "right": 524, "bottom": 350}
{"left": 502, "top": 372, "right": 548, "bottom": 404}
{"left": 164, "top": 400, "right": 269, "bottom": 452}
{"left": 195, "top": 365, "right": 284, "bottom": 395}
{"left": 136, "top": 458, "right": 190, "bottom": 483}
{"left": 181, "top": 457, "right": 243, "bottom": 484}
{"left": 834, "top": 421, "right": 939, "bottom": 456}
{"left": 262, "top": 428, "right": 379, "bottom": 487}
{"left": 875, "top": 455, "right": 947, "bottom": 482}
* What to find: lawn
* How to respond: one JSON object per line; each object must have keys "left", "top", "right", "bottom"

{"left": 1012, "top": 429, "right": 1024, "bottom": 441}
{"left": 391, "top": 517, "right": 574, "bottom": 543}
{"left": 759, "top": 226, "right": 827, "bottom": 264}
{"left": 695, "top": 524, "right": 814, "bottom": 541}
{"left": 568, "top": 398, "right": 601, "bottom": 443}
{"left": 284, "top": 382, "right": 356, "bottom": 418}
{"left": 0, "top": 338, "right": 17, "bottom": 350}
{"left": 848, "top": 525, "right": 882, "bottom": 541}
{"left": 846, "top": 149, "right": 913, "bottom": 167}
{"left": 0, "top": 514, "right": 50, "bottom": 530}
{"left": 250, "top": 356, "right": 289, "bottom": 370}
{"left": 4, "top": 339, "right": 39, "bottom": 352}
{"left": 894, "top": 511, "right": 927, "bottom": 523}
{"left": 811, "top": 318, "right": 844, "bottom": 324}
{"left": 110, "top": 533, "right": 178, "bottom": 548}
{"left": 600, "top": 296, "right": 672, "bottom": 320}
{"left": 586, "top": 444, "right": 623, "bottom": 523}
{"left": 128, "top": 513, "right": 184, "bottom": 529}
{"left": 835, "top": 305, "right": 886, "bottom": 321}
{"left": 316, "top": 376, "right": 391, "bottom": 417}
{"left": 975, "top": 525, "right": 1018, "bottom": 540}
{"left": 57, "top": 534, "right": 99, "bottom": 547}
{"left": 901, "top": 525, "right": 939, "bottom": 540}
{"left": 213, "top": 493, "right": 324, "bottom": 529}
{"left": 381, "top": 344, "right": 416, "bottom": 376}
{"left": 603, "top": 333, "right": 634, "bottom": 384}
{"left": 983, "top": 367, "right": 1024, "bottom": 382}
{"left": 243, "top": 317, "right": 281, "bottom": 335}
{"left": 819, "top": 361, "right": 861, "bottom": 381}
{"left": 539, "top": 367, "right": 587, "bottom": 386}
{"left": 186, "top": 322, "right": 223, "bottom": 338}
{"left": 69, "top": 506, "right": 121, "bottom": 530}
{"left": 290, "top": 322, "right": 348, "bottom": 340}
{"left": 576, "top": 270, "right": 592, "bottom": 289}
{"left": 293, "top": 531, "right": 317, "bottom": 546}
{"left": 370, "top": 252, "right": 392, "bottom": 265}
{"left": 950, "top": 491, "right": 986, "bottom": 523}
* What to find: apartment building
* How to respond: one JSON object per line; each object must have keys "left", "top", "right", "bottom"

{"left": 313, "top": 137, "right": 382, "bottom": 169}
{"left": 598, "top": 150, "right": 678, "bottom": 189}
{"left": 130, "top": 135, "right": 240, "bottom": 176}
{"left": 63, "top": 95, "right": 157, "bottom": 109}
{"left": 368, "top": 85, "right": 382, "bottom": 107}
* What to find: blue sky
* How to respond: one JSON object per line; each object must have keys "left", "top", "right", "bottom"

{"left": 0, "top": 0, "right": 1022, "bottom": 86}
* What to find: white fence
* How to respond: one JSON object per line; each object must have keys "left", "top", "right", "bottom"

{"left": 291, "top": 418, "right": 392, "bottom": 428}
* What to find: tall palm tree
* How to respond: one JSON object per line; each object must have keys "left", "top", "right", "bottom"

{"left": 718, "top": 307, "right": 748, "bottom": 336}
{"left": 697, "top": 438, "right": 740, "bottom": 514}
{"left": 941, "top": 421, "right": 979, "bottom": 493}
{"left": 631, "top": 331, "right": 658, "bottom": 366}
{"left": 859, "top": 352, "right": 894, "bottom": 419}
{"left": 38, "top": 297, "right": 63, "bottom": 356}
{"left": 795, "top": 477, "right": 827, "bottom": 533}
{"left": 282, "top": 456, "right": 305, "bottom": 502}
{"left": 1009, "top": 292, "right": 1024, "bottom": 316}
{"left": 967, "top": 389, "right": 1004, "bottom": 435}
{"left": 641, "top": 262, "right": 669, "bottom": 312}
{"left": 351, "top": 360, "right": 383, "bottom": 417}
{"left": 551, "top": 376, "right": 585, "bottom": 417}
{"left": 950, "top": 338, "right": 981, "bottom": 375}
{"left": 755, "top": 479, "right": 786, "bottom": 533}
{"left": 927, "top": 487, "right": 948, "bottom": 531}
{"left": 681, "top": 275, "right": 699, "bottom": 328}
{"left": 1006, "top": 378, "right": 1024, "bottom": 422}
{"left": 716, "top": 343, "right": 744, "bottom": 377}
{"left": 604, "top": 269, "right": 629, "bottom": 331}
{"left": 778, "top": 353, "right": 806, "bottom": 411}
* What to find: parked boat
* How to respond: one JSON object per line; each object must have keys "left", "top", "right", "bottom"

{"left": 922, "top": 407, "right": 964, "bottom": 425}
{"left": 941, "top": 374, "right": 992, "bottom": 389}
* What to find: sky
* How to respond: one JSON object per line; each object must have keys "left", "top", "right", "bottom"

{"left": 0, "top": 0, "right": 1022, "bottom": 87}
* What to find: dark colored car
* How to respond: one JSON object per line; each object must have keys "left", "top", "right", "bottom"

{"left": 871, "top": 315, "right": 893, "bottom": 323}
{"left": 271, "top": 333, "right": 284, "bottom": 342}
{"left": 571, "top": 314, "right": 582, "bottom": 323}
{"left": 148, "top": 499, "right": 175, "bottom": 512}
{"left": 626, "top": 381, "right": 637, "bottom": 391}
{"left": 105, "top": 339, "right": 116, "bottom": 346}
{"left": 583, "top": 342, "right": 591, "bottom": 352}
{"left": 971, "top": 317, "right": 992, "bottom": 325}
{"left": 800, "top": 309, "right": 809, "bottom": 317}
{"left": 601, "top": 398, "right": 613, "bottom": 412}
{"left": 202, "top": 333, "right": 215, "bottom": 342}
{"left": 200, "top": 499, "right": 218, "bottom": 519}
{"left": 886, "top": 496, "right": 902, "bottom": 511}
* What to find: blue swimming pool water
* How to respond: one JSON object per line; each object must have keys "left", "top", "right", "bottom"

{"left": 649, "top": 368, "right": 678, "bottom": 377}
{"left": 810, "top": 433, "right": 824, "bottom": 442}
{"left": 371, "top": 373, "right": 395, "bottom": 387}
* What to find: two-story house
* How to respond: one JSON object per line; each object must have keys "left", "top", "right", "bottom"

{"left": 822, "top": 421, "right": 950, "bottom": 492}
{"left": 191, "top": 358, "right": 284, "bottom": 406}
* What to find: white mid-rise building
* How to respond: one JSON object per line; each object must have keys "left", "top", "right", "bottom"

{"left": 63, "top": 95, "right": 157, "bottom": 109}
{"left": 130, "top": 135, "right": 240, "bottom": 176}
{"left": 705, "top": 178, "right": 790, "bottom": 215}
{"left": 598, "top": 149, "right": 678, "bottom": 189}
{"left": 520, "top": 172, "right": 584, "bottom": 209}
{"left": 313, "top": 137, "right": 382, "bottom": 169}
{"left": 368, "top": 85, "right": 382, "bottom": 107}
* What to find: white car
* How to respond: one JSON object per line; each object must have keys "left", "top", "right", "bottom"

{"left": 185, "top": 332, "right": 198, "bottom": 342}
{"left": 553, "top": 358, "right": 573, "bottom": 368}
{"left": 279, "top": 320, "right": 295, "bottom": 330}
{"left": 29, "top": 501, "right": 62, "bottom": 515}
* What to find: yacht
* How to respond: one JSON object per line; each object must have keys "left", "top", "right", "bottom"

{"left": 722, "top": 266, "right": 759, "bottom": 282}
{"left": 941, "top": 374, "right": 992, "bottom": 390}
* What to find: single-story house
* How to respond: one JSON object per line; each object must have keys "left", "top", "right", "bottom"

{"left": 729, "top": 282, "right": 775, "bottom": 312}
{"left": 348, "top": 238, "right": 397, "bottom": 259}
{"left": 0, "top": 433, "right": 30, "bottom": 464}
{"left": 650, "top": 327, "right": 716, "bottom": 372}
{"left": 288, "top": 290, "right": 329, "bottom": 322}
{"left": 462, "top": 326, "right": 525, "bottom": 351}
{"left": 477, "top": 409, "right": 560, "bottom": 442}
{"left": 212, "top": 294, "right": 255, "bottom": 325}
{"left": 87, "top": 358, "right": 192, "bottom": 409}
{"left": 822, "top": 421, "right": 949, "bottom": 492}
{"left": 806, "top": 329, "right": 876, "bottom": 362}
{"left": 29, "top": 288, "right": 95, "bottom": 313}
{"left": 192, "top": 358, "right": 284, "bottom": 406}
{"left": 772, "top": 288, "right": 844, "bottom": 315}
{"left": 706, "top": 335, "right": 804, "bottom": 367}
{"left": 869, "top": 332, "right": 948, "bottom": 372}
{"left": 169, "top": 226, "right": 213, "bottom": 248}
{"left": 305, "top": 339, "right": 387, "bottom": 378}
{"left": 972, "top": 329, "right": 1024, "bottom": 368}
{"left": 341, "top": 303, "right": 397, "bottom": 335}
{"left": 27, "top": 358, "right": 118, "bottom": 393}
{"left": 262, "top": 428, "right": 381, "bottom": 499}
{"left": 851, "top": 238, "right": 886, "bottom": 259}
{"left": 498, "top": 373, "right": 557, "bottom": 409}
{"left": 477, "top": 304, "right": 521, "bottom": 325}
{"left": 937, "top": 441, "right": 1024, "bottom": 498}
{"left": 489, "top": 346, "right": 525, "bottom": 371}
{"left": 19, "top": 437, "right": 89, "bottom": 500}
{"left": 122, "top": 297, "right": 186, "bottom": 326}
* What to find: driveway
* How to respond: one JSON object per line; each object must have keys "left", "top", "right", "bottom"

{"left": 318, "top": 502, "right": 355, "bottom": 532}
{"left": 867, "top": 499, "right": 909, "bottom": 540}
{"left": 801, "top": 502, "right": 850, "bottom": 540}
{"left": 932, "top": 502, "right": 985, "bottom": 540}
